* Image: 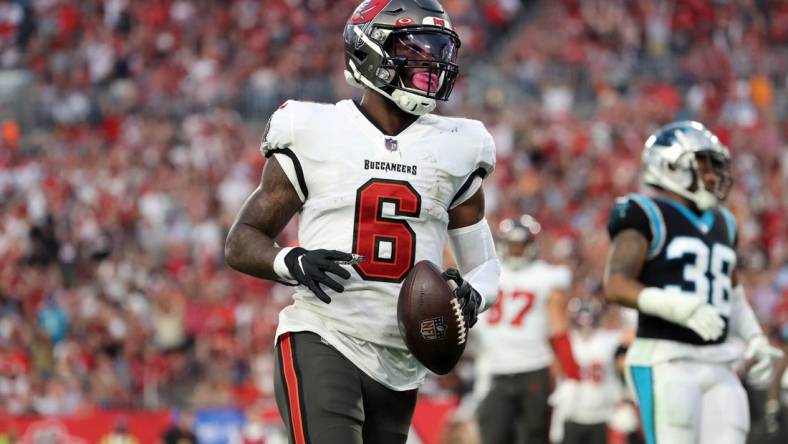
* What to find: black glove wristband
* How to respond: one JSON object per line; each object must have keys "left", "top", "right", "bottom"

{"left": 443, "top": 268, "right": 482, "bottom": 328}
{"left": 283, "top": 248, "right": 353, "bottom": 304}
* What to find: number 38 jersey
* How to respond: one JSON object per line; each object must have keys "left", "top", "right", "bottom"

{"left": 475, "top": 260, "right": 571, "bottom": 375}
{"left": 262, "top": 99, "right": 495, "bottom": 390}
{"left": 607, "top": 193, "right": 740, "bottom": 363}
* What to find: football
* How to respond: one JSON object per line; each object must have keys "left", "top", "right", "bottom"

{"left": 397, "top": 260, "right": 467, "bottom": 375}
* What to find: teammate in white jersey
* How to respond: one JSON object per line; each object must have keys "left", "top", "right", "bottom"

{"left": 474, "top": 215, "right": 580, "bottom": 444}
{"left": 550, "top": 298, "right": 627, "bottom": 444}
{"left": 603, "top": 121, "right": 784, "bottom": 444}
{"left": 224, "top": 1, "right": 500, "bottom": 443}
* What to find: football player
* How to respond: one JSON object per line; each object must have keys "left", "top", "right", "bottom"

{"left": 474, "top": 216, "right": 580, "bottom": 444}
{"left": 224, "top": 1, "right": 500, "bottom": 443}
{"left": 550, "top": 298, "right": 627, "bottom": 444}
{"left": 603, "top": 121, "right": 784, "bottom": 444}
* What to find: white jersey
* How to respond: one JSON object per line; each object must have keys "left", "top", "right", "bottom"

{"left": 262, "top": 99, "right": 496, "bottom": 390}
{"left": 567, "top": 329, "right": 624, "bottom": 424}
{"left": 475, "top": 260, "right": 571, "bottom": 375}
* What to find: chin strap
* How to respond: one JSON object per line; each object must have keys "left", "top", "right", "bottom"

{"left": 346, "top": 64, "right": 436, "bottom": 116}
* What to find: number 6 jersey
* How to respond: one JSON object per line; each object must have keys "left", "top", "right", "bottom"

{"left": 261, "top": 99, "right": 496, "bottom": 390}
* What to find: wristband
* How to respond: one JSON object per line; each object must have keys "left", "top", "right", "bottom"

{"left": 273, "top": 247, "right": 296, "bottom": 281}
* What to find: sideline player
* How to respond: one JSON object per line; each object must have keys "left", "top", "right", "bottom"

{"left": 474, "top": 216, "right": 580, "bottom": 444}
{"left": 224, "top": 1, "right": 500, "bottom": 443}
{"left": 550, "top": 298, "right": 628, "bottom": 444}
{"left": 603, "top": 121, "right": 783, "bottom": 444}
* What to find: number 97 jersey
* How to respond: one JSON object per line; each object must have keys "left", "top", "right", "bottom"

{"left": 261, "top": 99, "right": 495, "bottom": 390}
{"left": 607, "top": 193, "right": 738, "bottom": 346}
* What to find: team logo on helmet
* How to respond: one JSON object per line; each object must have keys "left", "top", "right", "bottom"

{"left": 351, "top": 0, "right": 390, "bottom": 25}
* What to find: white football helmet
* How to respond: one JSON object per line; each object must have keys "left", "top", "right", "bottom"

{"left": 642, "top": 121, "right": 732, "bottom": 210}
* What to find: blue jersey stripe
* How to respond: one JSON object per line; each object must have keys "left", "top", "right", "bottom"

{"left": 719, "top": 206, "right": 737, "bottom": 244}
{"left": 630, "top": 366, "right": 657, "bottom": 444}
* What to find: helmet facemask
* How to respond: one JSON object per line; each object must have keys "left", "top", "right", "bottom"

{"left": 381, "top": 29, "right": 459, "bottom": 101}
{"left": 694, "top": 150, "right": 733, "bottom": 203}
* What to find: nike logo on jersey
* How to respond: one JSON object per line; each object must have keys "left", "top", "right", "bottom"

{"left": 364, "top": 160, "right": 418, "bottom": 175}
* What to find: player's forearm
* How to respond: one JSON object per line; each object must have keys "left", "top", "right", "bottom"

{"left": 224, "top": 157, "right": 302, "bottom": 282}
{"left": 603, "top": 274, "right": 643, "bottom": 309}
{"left": 225, "top": 222, "right": 281, "bottom": 281}
{"left": 603, "top": 229, "right": 648, "bottom": 309}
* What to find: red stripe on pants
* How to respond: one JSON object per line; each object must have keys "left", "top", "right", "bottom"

{"left": 280, "top": 334, "right": 307, "bottom": 444}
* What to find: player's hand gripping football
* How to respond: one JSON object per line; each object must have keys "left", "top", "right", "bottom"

{"left": 283, "top": 248, "right": 362, "bottom": 304}
{"left": 442, "top": 268, "right": 482, "bottom": 329}
{"left": 744, "top": 335, "right": 784, "bottom": 388}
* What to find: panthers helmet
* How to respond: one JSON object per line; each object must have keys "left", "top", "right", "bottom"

{"left": 642, "top": 121, "right": 732, "bottom": 210}
{"left": 498, "top": 215, "right": 541, "bottom": 268}
{"left": 343, "top": 0, "right": 460, "bottom": 115}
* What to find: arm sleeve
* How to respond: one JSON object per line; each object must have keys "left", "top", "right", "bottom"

{"left": 447, "top": 218, "right": 501, "bottom": 311}
{"left": 728, "top": 285, "right": 764, "bottom": 341}
{"left": 553, "top": 266, "right": 572, "bottom": 291}
{"left": 260, "top": 101, "right": 308, "bottom": 202}
{"left": 450, "top": 127, "right": 496, "bottom": 209}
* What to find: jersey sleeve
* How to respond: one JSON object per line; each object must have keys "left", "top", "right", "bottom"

{"left": 260, "top": 101, "right": 308, "bottom": 202}
{"left": 607, "top": 194, "right": 666, "bottom": 259}
{"left": 449, "top": 124, "right": 496, "bottom": 209}
{"left": 552, "top": 265, "right": 572, "bottom": 291}
{"left": 718, "top": 206, "right": 738, "bottom": 247}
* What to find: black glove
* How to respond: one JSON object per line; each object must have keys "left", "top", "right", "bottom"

{"left": 283, "top": 248, "right": 353, "bottom": 304}
{"left": 442, "top": 268, "right": 482, "bottom": 328}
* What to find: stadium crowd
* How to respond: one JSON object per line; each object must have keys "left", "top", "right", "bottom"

{"left": 0, "top": 0, "right": 786, "bottom": 442}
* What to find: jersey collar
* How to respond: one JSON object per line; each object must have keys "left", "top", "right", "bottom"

{"left": 342, "top": 99, "right": 425, "bottom": 138}
{"left": 656, "top": 196, "right": 716, "bottom": 234}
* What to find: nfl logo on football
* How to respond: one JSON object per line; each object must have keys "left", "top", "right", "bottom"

{"left": 384, "top": 138, "right": 398, "bottom": 152}
{"left": 420, "top": 317, "right": 446, "bottom": 341}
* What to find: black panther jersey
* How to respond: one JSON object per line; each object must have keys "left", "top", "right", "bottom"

{"left": 607, "top": 193, "right": 738, "bottom": 346}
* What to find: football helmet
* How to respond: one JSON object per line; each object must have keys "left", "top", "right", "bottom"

{"left": 498, "top": 215, "right": 540, "bottom": 268}
{"left": 642, "top": 121, "right": 732, "bottom": 210}
{"left": 568, "top": 297, "right": 604, "bottom": 330}
{"left": 343, "top": 0, "right": 460, "bottom": 115}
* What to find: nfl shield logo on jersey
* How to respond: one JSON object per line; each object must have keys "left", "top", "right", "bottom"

{"left": 384, "top": 138, "right": 398, "bottom": 152}
{"left": 420, "top": 317, "right": 446, "bottom": 341}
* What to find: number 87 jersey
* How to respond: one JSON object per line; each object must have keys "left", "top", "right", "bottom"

{"left": 261, "top": 99, "right": 495, "bottom": 390}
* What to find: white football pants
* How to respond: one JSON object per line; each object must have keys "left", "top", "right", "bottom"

{"left": 627, "top": 360, "right": 749, "bottom": 444}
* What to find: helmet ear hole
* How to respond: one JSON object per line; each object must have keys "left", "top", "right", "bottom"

{"left": 354, "top": 50, "right": 367, "bottom": 63}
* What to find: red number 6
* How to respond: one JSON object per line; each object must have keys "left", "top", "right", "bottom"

{"left": 352, "top": 179, "right": 421, "bottom": 282}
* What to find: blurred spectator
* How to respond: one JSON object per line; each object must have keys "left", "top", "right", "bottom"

{"left": 161, "top": 410, "right": 197, "bottom": 444}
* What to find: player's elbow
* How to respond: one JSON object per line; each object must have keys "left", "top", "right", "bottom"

{"left": 224, "top": 225, "right": 244, "bottom": 271}
{"left": 603, "top": 273, "right": 634, "bottom": 307}
{"left": 603, "top": 273, "right": 622, "bottom": 302}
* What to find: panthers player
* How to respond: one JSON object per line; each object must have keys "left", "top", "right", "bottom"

{"left": 603, "top": 121, "right": 783, "bottom": 444}
{"left": 225, "top": 1, "right": 500, "bottom": 443}
{"left": 474, "top": 216, "right": 579, "bottom": 444}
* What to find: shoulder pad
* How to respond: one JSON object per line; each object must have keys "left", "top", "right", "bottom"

{"left": 424, "top": 116, "right": 496, "bottom": 178}
{"left": 260, "top": 100, "right": 336, "bottom": 160}
{"left": 608, "top": 194, "right": 666, "bottom": 259}
{"left": 718, "top": 205, "right": 737, "bottom": 246}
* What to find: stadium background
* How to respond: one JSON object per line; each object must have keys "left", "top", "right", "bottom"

{"left": 0, "top": 0, "right": 786, "bottom": 442}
